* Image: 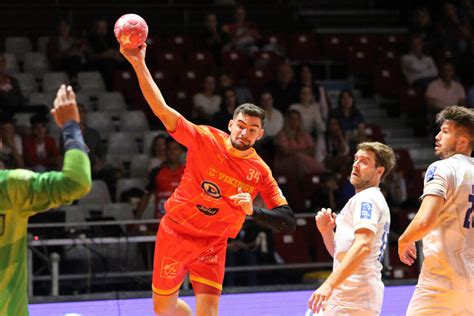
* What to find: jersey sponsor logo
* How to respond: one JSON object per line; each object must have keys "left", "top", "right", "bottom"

{"left": 201, "top": 181, "right": 222, "bottom": 199}
{"left": 360, "top": 202, "right": 372, "bottom": 219}
{"left": 425, "top": 165, "right": 437, "bottom": 182}
{"left": 0, "top": 214, "right": 4, "bottom": 236}
{"left": 160, "top": 257, "right": 182, "bottom": 279}
{"left": 196, "top": 204, "right": 219, "bottom": 216}
{"left": 206, "top": 167, "right": 256, "bottom": 193}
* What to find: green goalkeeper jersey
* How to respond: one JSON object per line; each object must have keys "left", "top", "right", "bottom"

{"left": 0, "top": 149, "right": 91, "bottom": 316}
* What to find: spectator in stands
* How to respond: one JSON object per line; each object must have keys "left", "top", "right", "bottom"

{"left": 274, "top": 109, "right": 326, "bottom": 181}
{"left": 22, "top": 113, "right": 60, "bottom": 171}
{"left": 425, "top": 61, "right": 466, "bottom": 114}
{"left": 331, "top": 90, "right": 366, "bottom": 148}
{"left": 199, "top": 12, "right": 229, "bottom": 65}
{"left": 222, "top": 4, "right": 261, "bottom": 55}
{"left": 401, "top": 35, "right": 438, "bottom": 88}
{"left": 253, "top": 90, "right": 283, "bottom": 164}
{"left": 310, "top": 172, "right": 339, "bottom": 212}
{"left": 218, "top": 70, "right": 253, "bottom": 104}
{"left": 437, "top": 2, "right": 472, "bottom": 54}
{"left": 135, "top": 138, "right": 185, "bottom": 220}
{"left": 0, "top": 54, "right": 25, "bottom": 111}
{"left": 297, "top": 65, "right": 330, "bottom": 120}
{"left": 87, "top": 18, "right": 124, "bottom": 90}
{"left": 60, "top": 104, "right": 120, "bottom": 194}
{"left": 265, "top": 62, "right": 299, "bottom": 113}
{"left": 315, "top": 117, "right": 350, "bottom": 172}
{"left": 289, "top": 86, "right": 326, "bottom": 137}
{"left": 410, "top": 8, "right": 437, "bottom": 51}
{"left": 383, "top": 166, "right": 408, "bottom": 206}
{"left": 212, "top": 87, "right": 238, "bottom": 131}
{"left": 47, "top": 19, "right": 88, "bottom": 78}
{"left": 148, "top": 134, "right": 168, "bottom": 172}
{"left": 192, "top": 75, "right": 221, "bottom": 124}
{"left": 259, "top": 90, "right": 283, "bottom": 138}
{"left": 0, "top": 114, "right": 24, "bottom": 169}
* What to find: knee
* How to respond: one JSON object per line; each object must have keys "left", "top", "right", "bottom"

{"left": 153, "top": 301, "right": 173, "bottom": 316}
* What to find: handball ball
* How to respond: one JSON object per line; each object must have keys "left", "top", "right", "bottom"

{"left": 114, "top": 14, "right": 148, "bottom": 49}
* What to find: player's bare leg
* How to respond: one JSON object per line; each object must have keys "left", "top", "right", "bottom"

{"left": 153, "top": 292, "right": 192, "bottom": 316}
{"left": 195, "top": 294, "right": 219, "bottom": 316}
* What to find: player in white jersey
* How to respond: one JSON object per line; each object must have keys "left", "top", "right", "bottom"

{"left": 308, "top": 142, "right": 396, "bottom": 315}
{"left": 398, "top": 106, "right": 474, "bottom": 316}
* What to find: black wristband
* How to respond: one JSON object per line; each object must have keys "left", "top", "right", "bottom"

{"left": 62, "top": 121, "right": 88, "bottom": 153}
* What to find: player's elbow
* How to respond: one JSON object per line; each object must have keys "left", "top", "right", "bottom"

{"left": 64, "top": 174, "right": 92, "bottom": 201}
{"left": 279, "top": 207, "right": 296, "bottom": 233}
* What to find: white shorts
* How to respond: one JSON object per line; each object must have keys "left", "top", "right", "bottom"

{"left": 407, "top": 283, "right": 474, "bottom": 316}
{"left": 322, "top": 305, "right": 378, "bottom": 316}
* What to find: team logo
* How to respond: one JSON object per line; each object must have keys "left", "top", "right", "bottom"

{"left": 360, "top": 202, "right": 373, "bottom": 219}
{"left": 196, "top": 204, "right": 219, "bottom": 216}
{"left": 201, "top": 181, "right": 222, "bottom": 199}
{"left": 160, "top": 257, "right": 182, "bottom": 279}
{"left": 425, "top": 165, "right": 437, "bottom": 182}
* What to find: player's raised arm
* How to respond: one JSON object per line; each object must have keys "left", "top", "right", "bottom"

{"left": 120, "top": 44, "right": 181, "bottom": 132}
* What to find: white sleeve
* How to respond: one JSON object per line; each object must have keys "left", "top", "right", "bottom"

{"left": 352, "top": 196, "right": 380, "bottom": 234}
{"left": 421, "top": 161, "right": 448, "bottom": 200}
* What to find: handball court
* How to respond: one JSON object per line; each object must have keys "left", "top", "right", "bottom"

{"left": 30, "top": 285, "right": 415, "bottom": 315}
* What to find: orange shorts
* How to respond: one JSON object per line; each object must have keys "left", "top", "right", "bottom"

{"left": 152, "top": 215, "right": 228, "bottom": 296}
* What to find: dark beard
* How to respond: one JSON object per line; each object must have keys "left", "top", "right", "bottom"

{"left": 231, "top": 139, "right": 251, "bottom": 151}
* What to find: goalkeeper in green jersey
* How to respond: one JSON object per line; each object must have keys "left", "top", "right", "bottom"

{"left": 0, "top": 85, "right": 92, "bottom": 316}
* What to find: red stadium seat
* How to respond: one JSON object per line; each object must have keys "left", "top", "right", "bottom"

{"left": 376, "top": 49, "right": 400, "bottom": 67}
{"left": 178, "top": 69, "right": 204, "bottom": 95}
{"left": 246, "top": 68, "right": 272, "bottom": 98}
{"left": 399, "top": 85, "right": 426, "bottom": 115}
{"left": 164, "top": 34, "right": 193, "bottom": 55}
{"left": 407, "top": 168, "right": 425, "bottom": 201}
{"left": 350, "top": 34, "right": 377, "bottom": 52}
{"left": 347, "top": 47, "right": 374, "bottom": 77}
{"left": 288, "top": 33, "right": 318, "bottom": 61}
{"left": 222, "top": 50, "right": 249, "bottom": 80}
{"left": 273, "top": 228, "right": 312, "bottom": 263}
{"left": 365, "top": 123, "right": 385, "bottom": 143}
{"left": 113, "top": 69, "right": 140, "bottom": 105}
{"left": 373, "top": 66, "right": 403, "bottom": 97}
{"left": 156, "top": 50, "right": 185, "bottom": 73}
{"left": 377, "top": 33, "right": 406, "bottom": 51}
{"left": 186, "top": 50, "right": 216, "bottom": 76}
{"left": 394, "top": 149, "right": 415, "bottom": 178}
{"left": 253, "top": 50, "right": 283, "bottom": 73}
{"left": 321, "top": 34, "right": 348, "bottom": 61}
{"left": 150, "top": 68, "right": 178, "bottom": 92}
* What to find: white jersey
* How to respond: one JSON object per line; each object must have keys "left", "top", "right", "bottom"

{"left": 418, "top": 154, "right": 474, "bottom": 290}
{"left": 328, "top": 187, "right": 390, "bottom": 313}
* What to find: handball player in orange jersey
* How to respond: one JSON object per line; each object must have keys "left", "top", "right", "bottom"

{"left": 120, "top": 44, "right": 295, "bottom": 316}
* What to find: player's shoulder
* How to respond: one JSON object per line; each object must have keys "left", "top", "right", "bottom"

{"left": 355, "top": 187, "right": 385, "bottom": 203}
{"left": 424, "top": 155, "right": 469, "bottom": 180}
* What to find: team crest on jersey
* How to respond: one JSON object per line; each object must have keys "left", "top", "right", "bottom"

{"left": 360, "top": 202, "right": 372, "bottom": 219}
{"left": 425, "top": 165, "right": 437, "bottom": 182}
{"left": 160, "top": 257, "right": 182, "bottom": 279}
{"left": 201, "top": 180, "right": 222, "bottom": 199}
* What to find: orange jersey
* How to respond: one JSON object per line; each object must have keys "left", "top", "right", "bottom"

{"left": 165, "top": 116, "right": 287, "bottom": 238}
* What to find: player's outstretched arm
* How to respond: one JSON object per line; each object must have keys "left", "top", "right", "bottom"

{"left": 4, "top": 85, "right": 91, "bottom": 214}
{"left": 120, "top": 44, "right": 180, "bottom": 132}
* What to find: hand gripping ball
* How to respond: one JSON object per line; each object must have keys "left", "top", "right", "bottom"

{"left": 114, "top": 14, "right": 148, "bottom": 49}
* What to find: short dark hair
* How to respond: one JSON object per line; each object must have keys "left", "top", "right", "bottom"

{"left": 436, "top": 106, "right": 474, "bottom": 147}
{"left": 233, "top": 103, "right": 265, "bottom": 127}
{"left": 30, "top": 113, "right": 49, "bottom": 126}
{"left": 357, "top": 141, "right": 396, "bottom": 180}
